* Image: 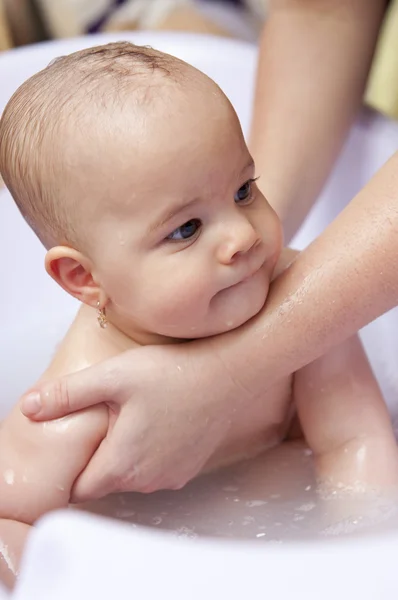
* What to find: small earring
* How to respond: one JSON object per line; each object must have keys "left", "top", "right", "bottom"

{"left": 97, "top": 301, "right": 108, "bottom": 329}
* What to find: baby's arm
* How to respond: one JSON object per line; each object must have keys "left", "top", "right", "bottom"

{"left": 0, "top": 400, "right": 107, "bottom": 586}
{"left": 294, "top": 335, "right": 398, "bottom": 491}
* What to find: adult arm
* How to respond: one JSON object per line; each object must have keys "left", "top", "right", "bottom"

{"left": 250, "top": 0, "right": 386, "bottom": 242}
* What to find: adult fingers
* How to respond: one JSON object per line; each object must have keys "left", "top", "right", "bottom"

{"left": 20, "top": 358, "right": 124, "bottom": 420}
{"left": 70, "top": 435, "right": 140, "bottom": 502}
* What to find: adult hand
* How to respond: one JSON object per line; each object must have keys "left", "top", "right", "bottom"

{"left": 20, "top": 341, "right": 247, "bottom": 502}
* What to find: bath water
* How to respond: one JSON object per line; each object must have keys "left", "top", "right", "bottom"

{"left": 81, "top": 440, "right": 398, "bottom": 542}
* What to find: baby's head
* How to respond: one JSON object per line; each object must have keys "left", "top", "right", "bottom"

{"left": 0, "top": 42, "right": 282, "bottom": 344}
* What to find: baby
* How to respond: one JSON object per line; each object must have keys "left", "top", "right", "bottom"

{"left": 0, "top": 41, "right": 398, "bottom": 587}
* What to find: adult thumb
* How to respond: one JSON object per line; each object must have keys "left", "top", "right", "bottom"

{"left": 20, "top": 359, "right": 121, "bottom": 421}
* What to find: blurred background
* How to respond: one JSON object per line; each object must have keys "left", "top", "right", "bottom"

{"left": 0, "top": 0, "right": 398, "bottom": 119}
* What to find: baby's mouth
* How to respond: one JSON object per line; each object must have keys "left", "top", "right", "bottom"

{"left": 229, "top": 262, "right": 265, "bottom": 289}
{"left": 212, "top": 262, "right": 267, "bottom": 307}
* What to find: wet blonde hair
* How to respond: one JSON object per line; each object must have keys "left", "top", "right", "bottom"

{"left": 0, "top": 42, "right": 179, "bottom": 248}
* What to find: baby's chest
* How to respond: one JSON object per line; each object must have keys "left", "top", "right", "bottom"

{"left": 261, "top": 375, "right": 295, "bottom": 432}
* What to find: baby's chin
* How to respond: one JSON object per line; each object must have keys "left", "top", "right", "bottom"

{"left": 213, "top": 300, "right": 266, "bottom": 335}
{"left": 201, "top": 278, "right": 270, "bottom": 337}
{"left": 111, "top": 270, "right": 270, "bottom": 343}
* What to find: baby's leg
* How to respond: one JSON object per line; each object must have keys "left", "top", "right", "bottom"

{"left": 294, "top": 335, "right": 398, "bottom": 491}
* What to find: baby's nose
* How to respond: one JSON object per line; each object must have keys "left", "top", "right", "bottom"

{"left": 217, "top": 221, "right": 260, "bottom": 265}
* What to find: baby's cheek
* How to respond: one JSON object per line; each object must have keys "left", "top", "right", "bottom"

{"left": 150, "top": 273, "right": 210, "bottom": 329}
{"left": 160, "top": 281, "right": 204, "bottom": 318}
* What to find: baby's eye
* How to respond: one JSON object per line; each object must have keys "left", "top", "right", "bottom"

{"left": 234, "top": 179, "right": 256, "bottom": 204}
{"left": 167, "top": 219, "right": 202, "bottom": 241}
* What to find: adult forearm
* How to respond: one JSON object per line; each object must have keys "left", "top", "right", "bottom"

{"left": 250, "top": 0, "right": 386, "bottom": 242}
{"left": 214, "top": 151, "right": 398, "bottom": 393}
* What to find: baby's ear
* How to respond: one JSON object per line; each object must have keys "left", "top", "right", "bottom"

{"left": 45, "top": 246, "right": 101, "bottom": 307}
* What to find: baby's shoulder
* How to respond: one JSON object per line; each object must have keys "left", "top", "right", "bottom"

{"left": 47, "top": 304, "right": 137, "bottom": 377}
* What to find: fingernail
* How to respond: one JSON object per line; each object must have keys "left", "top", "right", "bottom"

{"left": 21, "top": 392, "right": 42, "bottom": 416}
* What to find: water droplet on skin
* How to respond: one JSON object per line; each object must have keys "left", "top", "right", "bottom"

{"left": 256, "top": 533, "right": 266, "bottom": 538}
{"left": 176, "top": 526, "right": 197, "bottom": 540}
{"left": 117, "top": 231, "right": 126, "bottom": 246}
{"left": 0, "top": 539, "right": 17, "bottom": 576}
{"left": 42, "top": 418, "right": 71, "bottom": 433}
{"left": 152, "top": 516, "right": 163, "bottom": 525}
{"left": 116, "top": 509, "right": 136, "bottom": 519}
{"left": 356, "top": 446, "right": 366, "bottom": 462}
{"left": 3, "top": 469, "right": 14, "bottom": 485}
{"left": 242, "top": 516, "right": 255, "bottom": 525}
{"left": 297, "top": 503, "right": 316, "bottom": 512}
{"left": 246, "top": 500, "right": 267, "bottom": 508}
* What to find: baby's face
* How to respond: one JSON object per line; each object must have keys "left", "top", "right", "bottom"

{"left": 74, "top": 77, "right": 282, "bottom": 343}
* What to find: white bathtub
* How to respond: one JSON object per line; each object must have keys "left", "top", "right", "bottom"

{"left": 1, "top": 32, "right": 398, "bottom": 600}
